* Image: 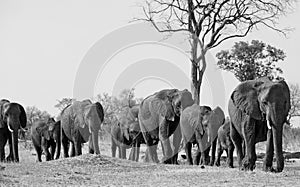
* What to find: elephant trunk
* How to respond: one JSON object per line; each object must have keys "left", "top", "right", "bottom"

{"left": 92, "top": 131, "right": 100, "bottom": 154}
{"left": 54, "top": 133, "right": 61, "bottom": 159}
{"left": 11, "top": 130, "right": 19, "bottom": 162}
{"left": 272, "top": 125, "right": 284, "bottom": 172}
{"left": 7, "top": 118, "right": 20, "bottom": 162}
{"left": 268, "top": 104, "right": 284, "bottom": 172}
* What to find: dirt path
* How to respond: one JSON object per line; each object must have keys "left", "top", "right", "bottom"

{"left": 1, "top": 142, "right": 300, "bottom": 186}
{"left": 1, "top": 154, "right": 300, "bottom": 186}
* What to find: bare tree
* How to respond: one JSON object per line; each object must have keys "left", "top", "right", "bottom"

{"left": 287, "top": 83, "right": 300, "bottom": 125}
{"left": 136, "top": 0, "right": 295, "bottom": 104}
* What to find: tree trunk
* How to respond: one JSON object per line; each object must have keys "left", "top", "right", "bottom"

{"left": 190, "top": 34, "right": 206, "bottom": 105}
{"left": 191, "top": 59, "right": 205, "bottom": 105}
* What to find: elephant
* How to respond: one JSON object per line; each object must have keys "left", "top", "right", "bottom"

{"left": 111, "top": 105, "right": 145, "bottom": 161}
{"left": 180, "top": 105, "right": 225, "bottom": 166}
{"left": 215, "top": 118, "right": 235, "bottom": 168}
{"left": 229, "top": 77, "right": 290, "bottom": 172}
{"left": 139, "top": 89, "right": 194, "bottom": 164}
{"left": 0, "top": 99, "right": 27, "bottom": 162}
{"left": 31, "top": 118, "right": 61, "bottom": 162}
{"left": 60, "top": 99, "right": 104, "bottom": 157}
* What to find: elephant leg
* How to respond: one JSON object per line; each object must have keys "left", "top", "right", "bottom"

{"left": 142, "top": 131, "right": 159, "bottom": 163}
{"left": 215, "top": 141, "right": 223, "bottom": 167}
{"left": 263, "top": 129, "right": 274, "bottom": 172}
{"left": 135, "top": 145, "right": 140, "bottom": 162}
{"left": 111, "top": 139, "right": 117, "bottom": 158}
{"left": 194, "top": 144, "right": 201, "bottom": 165}
{"left": 209, "top": 138, "right": 217, "bottom": 166}
{"left": 32, "top": 139, "right": 43, "bottom": 162}
{"left": 118, "top": 146, "right": 122, "bottom": 158}
{"left": 120, "top": 146, "right": 126, "bottom": 159}
{"left": 70, "top": 142, "right": 75, "bottom": 157}
{"left": 49, "top": 140, "right": 56, "bottom": 160}
{"left": 242, "top": 118, "right": 257, "bottom": 171}
{"left": 88, "top": 135, "right": 94, "bottom": 154}
{"left": 0, "top": 130, "right": 8, "bottom": 162}
{"left": 42, "top": 139, "right": 51, "bottom": 161}
{"left": 74, "top": 141, "right": 82, "bottom": 156}
{"left": 171, "top": 125, "right": 181, "bottom": 165}
{"left": 128, "top": 147, "right": 135, "bottom": 161}
{"left": 185, "top": 142, "right": 193, "bottom": 165}
{"left": 33, "top": 143, "right": 42, "bottom": 162}
{"left": 61, "top": 129, "right": 69, "bottom": 158}
{"left": 227, "top": 143, "right": 235, "bottom": 168}
{"left": 6, "top": 132, "right": 13, "bottom": 162}
{"left": 230, "top": 123, "right": 244, "bottom": 168}
{"left": 159, "top": 121, "right": 173, "bottom": 164}
{"left": 199, "top": 148, "right": 209, "bottom": 165}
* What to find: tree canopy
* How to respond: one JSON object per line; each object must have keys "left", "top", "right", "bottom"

{"left": 216, "top": 40, "right": 286, "bottom": 82}
{"left": 137, "top": 0, "right": 295, "bottom": 104}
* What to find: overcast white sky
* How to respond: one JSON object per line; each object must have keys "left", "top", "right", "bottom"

{"left": 0, "top": 1, "right": 299, "bottom": 125}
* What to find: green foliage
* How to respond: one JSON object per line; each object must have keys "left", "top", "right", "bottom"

{"left": 217, "top": 40, "right": 286, "bottom": 82}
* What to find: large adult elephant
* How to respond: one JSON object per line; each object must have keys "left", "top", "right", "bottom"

{"left": 180, "top": 105, "right": 225, "bottom": 165}
{"left": 139, "top": 89, "right": 194, "bottom": 164}
{"left": 61, "top": 99, "right": 104, "bottom": 157}
{"left": 111, "top": 105, "right": 145, "bottom": 161}
{"left": 31, "top": 118, "right": 61, "bottom": 162}
{"left": 0, "top": 99, "right": 27, "bottom": 162}
{"left": 229, "top": 77, "right": 290, "bottom": 172}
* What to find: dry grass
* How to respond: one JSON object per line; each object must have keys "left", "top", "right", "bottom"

{"left": 0, "top": 141, "right": 300, "bottom": 186}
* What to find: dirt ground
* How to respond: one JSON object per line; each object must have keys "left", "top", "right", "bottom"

{"left": 1, "top": 141, "right": 300, "bottom": 187}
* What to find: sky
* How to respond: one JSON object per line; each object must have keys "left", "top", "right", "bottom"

{"left": 0, "top": 0, "right": 299, "bottom": 125}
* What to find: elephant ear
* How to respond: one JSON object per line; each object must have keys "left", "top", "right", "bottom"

{"left": 277, "top": 79, "right": 291, "bottom": 115}
{"left": 154, "top": 89, "right": 179, "bottom": 121}
{"left": 181, "top": 104, "right": 204, "bottom": 141}
{"left": 0, "top": 99, "right": 10, "bottom": 128}
{"left": 231, "top": 80, "right": 264, "bottom": 120}
{"left": 84, "top": 102, "right": 102, "bottom": 133}
{"left": 150, "top": 98, "right": 175, "bottom": 121}
{"left": 72, "top": 100, "right": 92, "bottom": 129}
{"left": 206, "top": 106, "right": 225, "bottom": 142}
{"left": 18, "top": 104, "right": 27, "bottom": 129}
{"left": 94, "top": 102, "right": 104, "bottom": 123}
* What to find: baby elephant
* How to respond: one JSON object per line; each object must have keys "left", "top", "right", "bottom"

{"left": 111, "top": 121, "right": 145, "bottom": 161}
{"left": 215, "top": 119, "right": 234, "bottom": 168}
{"left": 31, "top": 118, "right": 61, "bottom": 162}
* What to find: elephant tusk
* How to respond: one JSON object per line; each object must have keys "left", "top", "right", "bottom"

{"left": 7, "top": 124, "right": 13, "bottom": 133}
{"left": 267, "top": 119, "right": 272, "bottom": 130}
{"left": 207, "top": 135, "right": 210, "bottom": 143}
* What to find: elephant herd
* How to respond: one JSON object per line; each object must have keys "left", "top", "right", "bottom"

{"left": 0, "top": 77, "right": 291, "bottom": 173}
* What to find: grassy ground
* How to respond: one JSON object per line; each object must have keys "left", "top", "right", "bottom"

{"left": 0, "top": 140, "right": 300, "bottom": 186}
